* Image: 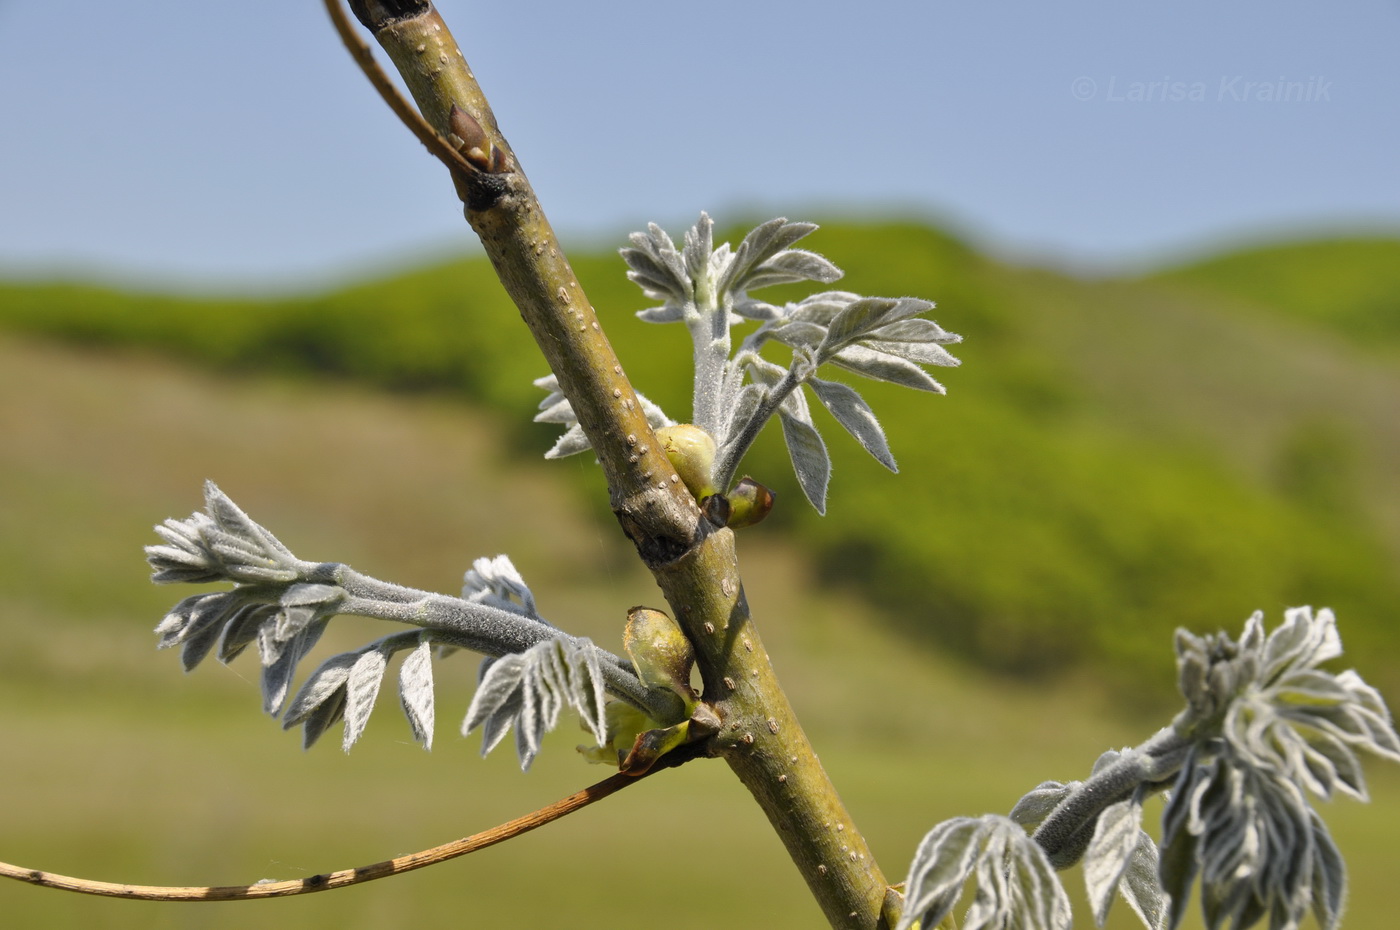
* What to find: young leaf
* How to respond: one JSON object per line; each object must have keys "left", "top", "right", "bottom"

{"left": 901, "top": 815, "right": 1071, "bottom": 930}
{"left": 716, "top": 217, "right": 820, "bottom": 297}
{"left": 1009, "top": 781, "right": 1076, "bottom": 828}
{"left": 827, "top": 345, "right": 946, "bottom": 393}
{"left": 778, "top": 403, "right": 830, "bottom": 515}
{"left": 463, "top": 637, "right": 608, "bottom": 770}
{"left": 821, "top": 297, "right": 902, "bottom": 351}
{"left": 738, "top": 248, "right": 842, "bottom": 291}
{"left": 1116, "top": 838, "right": 1168, "bottom": 930}
{"left": 399, "top": 636, "right": 436, "bottom": 749}
{"left": 1083, "top": 797, "right": 1145, "bottom": 925}
{"left": 261, "top": 619, "right": 328, "bottom": 717}
{"left": 808, "top": 377, "right": 897, "bottom": 472}
{"left": 342, "top": 647, "right": 389, "bottom": 751}
{"left": 283, "top": 651, "right": 358, "bottom": 730}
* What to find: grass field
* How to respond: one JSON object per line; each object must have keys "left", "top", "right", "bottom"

{"left": 2, "top": 333, "right": 1396, "bottom": 929}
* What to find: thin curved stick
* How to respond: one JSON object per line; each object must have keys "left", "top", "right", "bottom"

{"left": 322, "top": 0, "right": 478, "bottom": 176}
{"left": 1, "top": 769, "right": 648, "bottom": 902}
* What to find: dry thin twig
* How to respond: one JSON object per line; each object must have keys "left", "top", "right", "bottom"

{"left": 322, "top": 0, "right": 479, "bottom": 175}
{"left": 1, "top": 769, "right": 648, "bottom": 902}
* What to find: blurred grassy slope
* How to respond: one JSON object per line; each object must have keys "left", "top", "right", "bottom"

{"left": 1140, "top": 237, "right": 1400, "bottom": 354}
{"left": 1, "top": 220, "right": 1398, "bottom": 699}
{"left": 2, "top": 333, "right": 1397, "bottom": 930}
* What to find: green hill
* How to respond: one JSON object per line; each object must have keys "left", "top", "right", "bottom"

{"left": 1139, "top": 235, "right": 1400, "bottom": 352}
{"left": 2, "top": 220, "right": 1398, "bottom": 697}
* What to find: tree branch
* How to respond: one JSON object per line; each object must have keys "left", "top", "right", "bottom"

{"left": 323, "top": 0, "right": 476, "bottom": 176}
{"left": 341, "top": 0, "right": 700, "bottom": 564}
{"left": 331, "top": 3, "right": 898, "bottom": 926}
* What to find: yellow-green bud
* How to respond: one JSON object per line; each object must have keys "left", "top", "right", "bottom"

{"left": 624, "top": 607, "right": 696, "bottom": 724}
{"left": 726, "top": 476, "right": 776, "bottom": 528}
{"left": 655, "top": 424, "right": 718, "bottom": 501}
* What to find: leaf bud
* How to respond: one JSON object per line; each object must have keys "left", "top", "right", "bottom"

{"left": 624, "top": 607, "right": 695, "bottom": 723}
{"left": 655, "top": 424, "right": 718, "bottom": 501}
{"left": 726, "top": 477, "right": 776, "bottom": 528}
{"left": 448, "top": 104, "right": 501, "bottom": 173}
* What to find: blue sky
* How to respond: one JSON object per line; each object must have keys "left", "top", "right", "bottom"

{"left": 2, "top": 0, "right": 1397, "bottom": 290}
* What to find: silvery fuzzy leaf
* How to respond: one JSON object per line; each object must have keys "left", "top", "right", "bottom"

{"left": 623, "top": 223, "right": 689, "bottom": 301}
{"left": 867, "top": 317, "right": 962, "bottom": 345}
{"left": 864, "top": 339, "right": 962, "bottom": 368}
{"left": 828, "top": 344, "right": 946, "bottom": 393}
{"left": 544, "top": 423, "right": 591, "bottom": 459}
{"left": 204, "top": 482, "right": 291, "bottom": 555}
{"left": 821, "top": 297, "right": 931, "bottom": 354}
{"left": 477, "top": 685, "right": 524, "bottom": 757}
{"left": 1333, "top": 670, "right": 1400, "bottom": 757}
{"left": 683, "top": 212, "right": 714, "bottom": 287}
{"left": 1336, "top": 668, "right": 1392, "bottom": 719}
{"left": 766, "top": 320, "right": 829, "bottom": 350}
{"left": 1009, "top": 781, "right": 1077, "bottom": 828}
{"left": 728, "top": 295, "right": 785, "bottom": 321}
{"left": 273, "top": 603, "right": 320, "bottom": 643}
{"left": 820, "top": 296, "right": 897, "bottom": 351}
{"left": 809, "top": 377, "right": 897, "bottom": 472}
{"left": 1159, "top": 740, "right": 1331, "bottom": 930}
{"left": 218, "top": 604, "right": 274, "bottom": 663}
{"left": 779, "top": 400, "right": 830, "bottom": 515}
{"left": 739, "top": 248, "right": 843, "bottom": 291}
{"left": 1158, "top": 797, "right": 1200, "bottom": 930}
{"left": 342, "top": 647, "right": 390, "bottom": 751}
{"left": 1310, "top": 814, "right": 1346, "bottom": 930}
{"left": 146, "top": 532, "right": 226, "bottom": 585}
{"left": 535, "top": 376, "right": 674, "bottom": 459}
{"left": 788, "top": 291, "right": 861, "bottom": 326}
{"left": 716, "top": 218, "right": 819, "bottom": 298}
{"left": 282, "top": 651, "right": 358, "bottom": 729}
{"left": 180, "top": 601, "right": 234, "bottom": 672}
{"left": 154, "top": 592, "right": 217, "bottom": 649}
{"left": 1117, "top": 834, "right": 1169, "bottom": 930}
{"left": 638, "top": 394, "right": 676, "bottom": 431}
{"left": 534, "top": 397, "right": 576, "bottom": 425}
{"left": 149, "top": 511, "right": 210, "bottom": 551}
{"left": 1288, "top": 726, "right": 1366, "bottom": 800}
{"left": 462, "top": 637, "right": 607, "bottom": 770}
{"left": 900, "top": 815, "right": 1070, "bottom": 930}
{"left": 643, "top": 223, "right": 687, "bottom": 277}
{"left": 202, "top": 483, "right": 300, "bottom": 578}
{"left": 463, "top": 554, "right": 539, "bottom": 618}
{"left": 745, "top": 352, "right": 791, "bottom": 389}
{"left": 261, "top": 619, "right": 328, "bottom": 717}
{"left": 399, "top": 637, "right": 435, "bottom": 749}
{"left": 147, "top": 485, "right": 305, "bottom": 587}
{"left": 899, "top": 817, "right": 989, "bottom": 930}
{"left": 717, "top": 382, "right": 767, "bottom": 453}
{"left": 1084, "top": 797, "right": 1146, "bottom": 925}
{"left": 635, "top": 302, "right": 687, "bottom": 324}
{"left": 281, "top": 583, "right": 342, "bottom": 607}
{"left": 1261, "top": 606, "right": 1342, "bottom": 684}
{"left": 533, "top": 373, "right": 566, "bottom": 407}
{"left": 1092, "top": 748, "right": 1130, "bottom": 776}
{"left": 146, "top": 562, "right": 226, "bottom": 586}
{"left": 1201, "top": 607, "right": 1400, "bottom": 801}
{"left": 622, "top": 253, "right": 685, "bottom": 303}
{"left": 301, "top": 688, "right": 348, "bottom": 750}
